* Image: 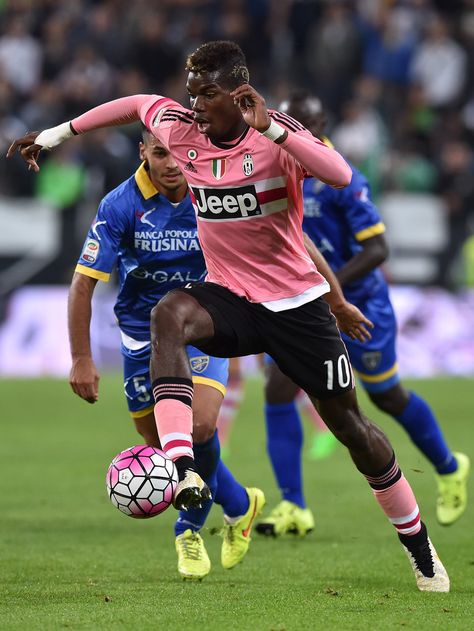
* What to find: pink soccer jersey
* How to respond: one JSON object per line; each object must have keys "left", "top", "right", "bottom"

{"left": 72, "top": 95, "right": 351, "bottom": 304}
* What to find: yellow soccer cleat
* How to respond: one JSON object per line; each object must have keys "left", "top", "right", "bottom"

{"left": 256, "top": 500, "right": 315, "bottom": 537}
{"left": 175, "top": 529, "right": 211, "bottom": 581}
{"left": 221, "top": 487, "right": 265, "bottom": 569}
{"left": 436, "top": 452, "right": 470, "bottom": 526}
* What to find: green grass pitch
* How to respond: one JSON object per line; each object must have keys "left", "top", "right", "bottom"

{"left": 0, "top": 375, "right": 473, "bottom": 630}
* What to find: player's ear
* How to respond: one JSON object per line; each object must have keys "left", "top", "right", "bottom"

{"left": 139, "top": 142, "right": 146, "bottom": 161}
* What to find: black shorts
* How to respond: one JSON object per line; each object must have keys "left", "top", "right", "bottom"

{"left": 178, "top": 282, "right": 354, "bottom": 400}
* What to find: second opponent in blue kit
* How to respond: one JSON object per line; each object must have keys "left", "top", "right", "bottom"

{"left": 68, "top": 127, "right": 264, "bottom": 580}
{"left": 258, "top": 92, "right": 469, "bottom": 537}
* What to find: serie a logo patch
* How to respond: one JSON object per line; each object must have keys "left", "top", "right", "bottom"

{"left": 82, "top": 238, "right": 100, "bottom": 263}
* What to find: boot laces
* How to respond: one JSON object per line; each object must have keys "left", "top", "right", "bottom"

{"left": 180, "top": 533, "right": 202, "bottom": 560}
{"left": 224, "top": 523, "right": 236, "bottom": 544}
{"left": 439, "top": 479, "right": 462, "bottom": 508}
{"left": 411, "top": 540, "right": 435, "bottom": 578}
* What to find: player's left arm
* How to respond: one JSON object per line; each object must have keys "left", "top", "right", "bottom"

{"left": 303, "top": 233, "right": 373, "bottom": 342}
{"left": 337, "top": 234, "right": 388, "bottom": 287}
{"left": 231, "top": 84, "right": 351, "bottom": 188}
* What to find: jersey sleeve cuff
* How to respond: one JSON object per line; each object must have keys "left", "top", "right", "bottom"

{"left": 355, "top": 222, "right": 386, "bottom": 241}
{"left": 75, "top": 264, "right": 110, "bottom": 282}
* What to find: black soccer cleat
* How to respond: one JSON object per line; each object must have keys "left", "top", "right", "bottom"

{"left": 172, "top": 457, "right": 212, "bottom": 510}
{"left": 398, "top": 522, "right": 450, "bottom": 592}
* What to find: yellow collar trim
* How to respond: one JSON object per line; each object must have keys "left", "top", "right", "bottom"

{"left": 322, "top": 136, "right": 334, "bottom": 149}
{"left": 135, "top": 162, "right": 159, "bottom": 200}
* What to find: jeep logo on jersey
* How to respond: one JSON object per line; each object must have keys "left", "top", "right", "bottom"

{"left": 191, "top": 185, "right": 262, "bottom": 220}
{"left": 242, "top": 153, "right": 253, "bottom": 176}
{"left": 189, "top": 355, "right": 210, "bottom": 373}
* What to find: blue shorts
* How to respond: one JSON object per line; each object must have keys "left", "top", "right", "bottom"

{"left": 343, "top": 289, "right": 400, "bottom": 394}
{"left": 122, "top": 342, "right": 228, "bottom": 418}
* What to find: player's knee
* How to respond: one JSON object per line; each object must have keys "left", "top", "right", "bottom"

{"left": 192, "top": 384, "right": 222, "bottom": 443}
{"left": 151, "top": 290, "right": 214, "bottom": 347}
{"left": 369, "top": 385, "right": 409, "bottom": 417}
{"left": 193, "top": 412, "right": 217, "bottom": 443}
{"left": 151, "top": 291, "right": 198, "bottom": 343}
{"left": 151, "top": 292, "right": 185, "bottom": 333}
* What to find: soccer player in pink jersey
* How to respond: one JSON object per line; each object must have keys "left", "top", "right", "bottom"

{"left": 7, "top": 40, "right": 449, "bottom": 591}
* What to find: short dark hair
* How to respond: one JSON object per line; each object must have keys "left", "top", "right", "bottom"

{"left": 282, "top": 89, "right": 327, "bottom": 131}
{"left": 141, "top": 123, "right": 152, "bottom": 142}
{"left": 186, "top": 40, "right": 249, "bottom": 88}
{"left": 287, "top": 89, "right": 315, "bottom": 105}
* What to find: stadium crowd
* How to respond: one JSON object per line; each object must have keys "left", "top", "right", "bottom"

{"left": 1, "top": 0, "right": 474, "bottom": 288}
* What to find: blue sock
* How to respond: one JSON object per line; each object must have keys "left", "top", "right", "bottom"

{"left": 174, "top": 432, "right": 220, "bottom": 536}
{"left": 214, "top": 461, "right": 249, "bottom": 518}
{"left": 265, "top": 401, "right": 305, "bottom": 508}
{"left": 395, "top": 392, "right": 457, "bottom": 474}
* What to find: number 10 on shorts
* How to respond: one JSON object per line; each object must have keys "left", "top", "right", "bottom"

{"left": 324, "top": 354, "right": 351, "bottom": 390}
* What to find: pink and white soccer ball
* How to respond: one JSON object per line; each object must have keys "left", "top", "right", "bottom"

{"left": 106, "top": 445, "right": 178, "bottom": 518}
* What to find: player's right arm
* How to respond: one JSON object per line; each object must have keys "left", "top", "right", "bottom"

{"left": 68, "top": 195, "right": 130, "bottom": 403}
{"left": 68, "top": 272, "right": 100, "bottom": 404}
{"left": 6, "top": 95, "right": 167, "bottom": 170}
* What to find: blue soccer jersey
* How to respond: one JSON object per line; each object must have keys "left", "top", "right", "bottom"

{"left": 302, "top": 166, "right": 386, "bottom": 304}
{"left": 76, "top": 162, "right": 207, "bottom": 341}
{"left": 76, "top": 163, "right": 228, "bottom": 414}
{"left": 302, "top": 164, "right": 400, "bottom": 392}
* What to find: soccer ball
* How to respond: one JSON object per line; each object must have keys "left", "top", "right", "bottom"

{"left": 106, "top": 445, "right": 178, "bottom": 518}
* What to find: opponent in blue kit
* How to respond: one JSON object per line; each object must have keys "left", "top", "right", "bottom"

{"left": 68, "top": 127, "right": 263, "bottom": 580}
{"left": 258, "top": 92, "right": 469, "bottom": 537}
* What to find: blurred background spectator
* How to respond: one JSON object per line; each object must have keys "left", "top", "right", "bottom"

{"left": 1, "top": 0, "right": 474, "bottom": 295}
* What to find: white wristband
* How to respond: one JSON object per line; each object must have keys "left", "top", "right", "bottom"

{"left": 35, "top": 122, "right": 75, "bottom": 149}
{"left": 260, "top": 119, "right": 286, "bottom": 142}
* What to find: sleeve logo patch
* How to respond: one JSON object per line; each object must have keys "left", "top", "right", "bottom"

{"left": 82, "top": 238, "right": 100, "bottom": 263}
